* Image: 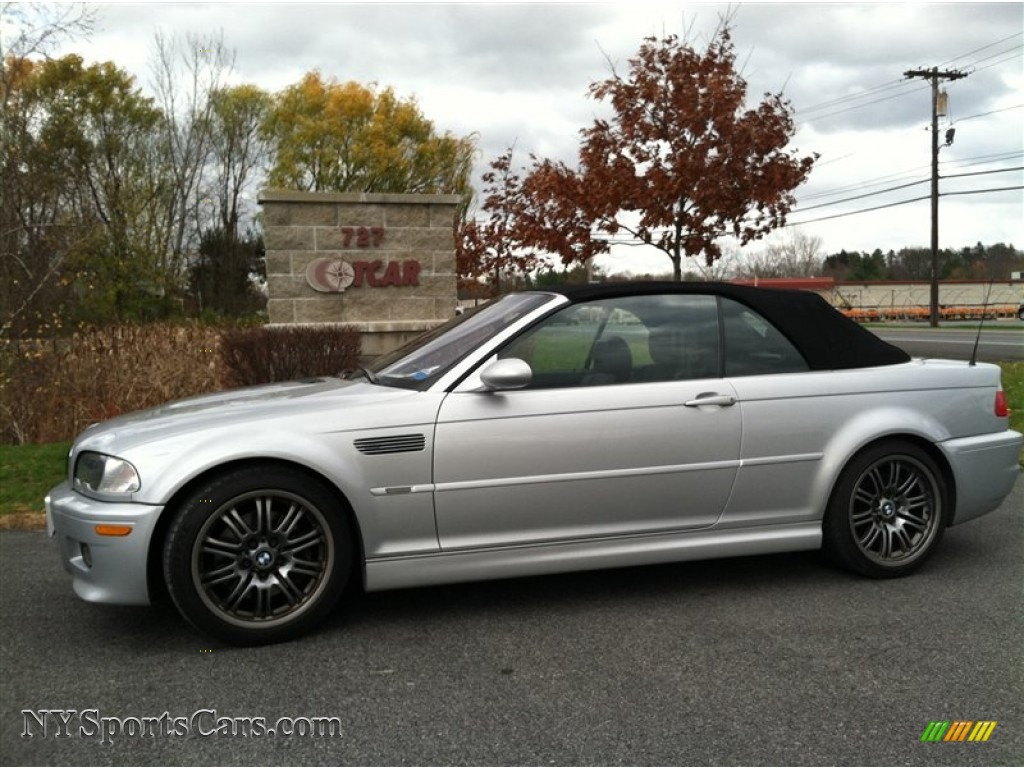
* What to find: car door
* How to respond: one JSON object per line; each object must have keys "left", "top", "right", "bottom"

{"left": 432, "top": 293, "right": 742, "bottom": 550}
{"left": 714, "top": 296, "right": 824, "bottom": 528}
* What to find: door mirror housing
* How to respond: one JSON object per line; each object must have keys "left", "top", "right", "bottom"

{"left": 478, "top": 358, "right": 533, "bottom": 391}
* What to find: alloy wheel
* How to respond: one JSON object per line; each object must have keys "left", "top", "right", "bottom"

{"left": 190, "top": 490, "right": 335, "bottom": 629}
{"left": 848, "top": 455, "right": 940, "bottom": 566}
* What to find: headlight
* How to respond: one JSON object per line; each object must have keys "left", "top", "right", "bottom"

{"left": 73, "top": 452, "right": 141, "bottom": 495}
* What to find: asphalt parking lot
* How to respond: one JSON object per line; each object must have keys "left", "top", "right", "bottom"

{"left": 1, "top": 480, "right": 1020, "bottom": 766}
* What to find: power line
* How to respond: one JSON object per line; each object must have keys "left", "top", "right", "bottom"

{"left": 954, "top": 103, "right": 1024, "bottom": 123}
{"left": 940, "top": 31, "right": 1022, "bottom": 66}
{"left": 797, "top": 166, "right": 1021, "bottom": 212}
{"left": 943, "top": 150, "right": 1024, "bottom": 170}
{"left": 786, "top": 185, "right": 1019, "bottom": 227}
{"left": 795, "top": 177, "right": 929, "bottom": 213}
{"left": 799, "top": 149, "right": 1022, "bottom": 206}
{"left": 970, "top": 51, "right": 1024, "bottom": 74}
{"left": 796, "top": 82, "right": 929, "bottom": 124}
{"left": 787, "top": 194, "right": 931, "bottom": 225}
{"left": 959, "top": 44, "right": 1024, "bottom": 69}
{"left": 797, "top": 79, "right": 919, "bottom": 116}
{"left": 942, "top": 185, "right": 1024, "bottom": 198}
{"left": 791, "top": 30, "right": 1020, "bottom": 181}
{"left": 942, "top": 166, "right": 1023, "bottom": 181}
{"left": 799, "top": 166, "right": 930, "bottom": 202}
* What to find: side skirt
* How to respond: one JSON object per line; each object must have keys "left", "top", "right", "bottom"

{"left": 364, "top": 523, "right": 822, "bottom": 592}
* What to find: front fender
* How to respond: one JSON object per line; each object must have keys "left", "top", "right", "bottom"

{"left": 128, "top": 421, "right": 440, "bottom": 559}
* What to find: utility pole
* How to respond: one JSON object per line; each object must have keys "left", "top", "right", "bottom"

{"left": 904, "top": 67, "right": 968, "bottom": 326}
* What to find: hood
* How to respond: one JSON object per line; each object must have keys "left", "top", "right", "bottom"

{"left": 75, "top": 377, "right": 421, "bottom": 454}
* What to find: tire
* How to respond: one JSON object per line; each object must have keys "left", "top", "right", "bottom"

{"left": 823, "top": 441, "right": 948, "bottom": 578}
{"left": 163, "top": 465, "right": 353, "bottom": 645}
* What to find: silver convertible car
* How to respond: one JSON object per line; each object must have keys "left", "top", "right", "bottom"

{"left": 47, "top": 282, "right": 1021, "bottom": 645}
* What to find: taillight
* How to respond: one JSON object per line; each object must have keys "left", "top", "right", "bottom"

{"left": 995, "top": 390, "right": 1009, "bottom": 418}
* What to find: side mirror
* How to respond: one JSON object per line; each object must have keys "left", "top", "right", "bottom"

{"left": 478, "top": 358, "right": 532, "bottom": 391}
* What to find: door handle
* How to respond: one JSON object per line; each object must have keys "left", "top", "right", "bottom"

{"left": 684, "top": 393, "right": 737, "bottom": 408}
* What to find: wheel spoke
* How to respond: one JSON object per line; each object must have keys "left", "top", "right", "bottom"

{"left": 877, "top": 527, "right": 893, "bottom": 558}
{"left": 224, "top": 508, "right": 252, "bottom": 539}
{"left": 289, "top": 557, "right": 324, "bottom": 578}
{"left": 252, "top": 581, "right": 270, "bottom": 618}
{"left": 857, "top": 523, "right": 881, "bottom": 551}
{"left": 274, "top": 570, "right": 305, "bottom": 606}
{"left": 866, "top": 467, "right": 886, "bottom": 494}
{"left": 201, "top": 536, "right": 241, "bottom": 557}
{"left": 201, "top": 562, "right": 241, "bottom": 587}
{"left": 282, "top": 528, "right": 322, "bottom": 556}
{"left": 904, "top": 492, "right": 930, "bottom": 510}
{"left": 273, "top": 503, "right": 303, "bottom": 536}
{"left": 895, "top": 471, "right": 919, "bottom": 496}
{"left": 853, "top": 487, "right": 876, "bottom": 509}
{"left": 253, "top": 497, "right": 269, "bottom": 535}
{"left": 851, "top": 507, "right": 874, "bottom": 524}
{"left": 225, "top": 572, "right": 256, "bottom": 610}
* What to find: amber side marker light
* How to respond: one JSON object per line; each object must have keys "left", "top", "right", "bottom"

{"left": 994, "top": 391, "right": 1009, "bottom": 419}
{"left": 94, "top": 524, "right": 132, "bottom": 537}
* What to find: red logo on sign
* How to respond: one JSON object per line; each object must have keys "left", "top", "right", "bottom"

{"left": 305, "top": 258, "right": 420, "bottom": 293}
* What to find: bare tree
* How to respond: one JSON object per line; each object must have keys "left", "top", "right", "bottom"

{"left": 0, "top": 2, "right": 96, "bottom": 75}
{"left": 735, "top": 229, "right": 824, "bottom": 279}
{"left": 148, "top": 30, "right": 234, "bottom": 281}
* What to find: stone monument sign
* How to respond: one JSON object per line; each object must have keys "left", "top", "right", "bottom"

{"left": 258, "top": 190, "right": 461, "bottom": 357}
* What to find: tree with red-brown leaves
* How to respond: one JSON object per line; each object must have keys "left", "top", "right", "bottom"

{"left": 480, "top": 24, "right": 817, "bottom": 282}
{"left": 456, "top": 148, "right": 548, "bottom": 295}
{"left": 456, "top": 148, "right": 611, "bottom": 292}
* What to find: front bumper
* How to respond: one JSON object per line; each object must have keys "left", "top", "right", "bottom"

{"left": 45, "top": 482, "right": 164, "bottom": 605}
{"left": 940, "top": 429, "right": 1023, "bottom": 525}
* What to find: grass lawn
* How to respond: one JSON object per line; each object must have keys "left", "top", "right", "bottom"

{"left": 2, "top": 362, "right": 1022, "bottom": 524}
{"left": 0, "top": 441, "right": 70, "bottom": 523}
{"left": 1000, "top": 361, "right": 1024, "bottom": 438}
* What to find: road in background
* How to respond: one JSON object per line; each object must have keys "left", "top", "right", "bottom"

{"left": 2, "top": 482, "right": 1020, "bottom": 766}
{"left": 869, "top": 323, "right": 1022, "bottom": 362}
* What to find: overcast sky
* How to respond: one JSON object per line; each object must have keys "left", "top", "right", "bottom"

{"left": 36, "top": 1, "right": 1024, "bottom": 275}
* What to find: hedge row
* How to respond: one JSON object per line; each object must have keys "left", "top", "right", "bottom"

{"left": 0, "top": 323, "right": 361, "bottom": 444}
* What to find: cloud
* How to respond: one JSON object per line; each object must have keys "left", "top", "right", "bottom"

{"left": 34, "top": 1, "right": 1023, "bottom": 260}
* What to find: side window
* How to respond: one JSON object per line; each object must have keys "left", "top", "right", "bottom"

{"left": 498, "top": 294, "right": 721, "bottom": 388}
{"left": 721, "top": 298, "right": 809, "bottom": 376}
{"left": 499, "top": 301, "right": 645, "bottom": 388}
{"left": 631, "top": 295, "right": 719, "bottom": 383}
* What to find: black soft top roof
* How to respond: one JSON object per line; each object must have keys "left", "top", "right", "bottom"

{"left": 543, "top": 281, "right": 910, "bottom": 370}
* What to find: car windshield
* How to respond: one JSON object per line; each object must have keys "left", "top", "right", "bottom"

{"left": 364, "top": 293, "right": 554, "bottom": 390}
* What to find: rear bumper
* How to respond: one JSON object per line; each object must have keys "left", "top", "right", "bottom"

{"left": 45, "top": 482, "right": 163, "bottom": 605}
{"left": 940, "top": 430, "right": 1022, "bottom": 525}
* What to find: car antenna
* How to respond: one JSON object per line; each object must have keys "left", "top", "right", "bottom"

{"left": 968, "top": 281, "right": 995, "bottom": 367}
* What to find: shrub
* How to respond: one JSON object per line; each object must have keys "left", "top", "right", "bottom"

{"left": 219, "top": 325, "right": 361, "bottom": 388}
{"left": 1, "top": 323, "right": 224, "bottom": 444}
{"left": 0, "top": 322, "right": 362, "bottom": 445}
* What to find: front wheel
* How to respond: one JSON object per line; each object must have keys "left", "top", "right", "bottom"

{"left": 163, "top": 465, "right": 353, "bottom": 645}
{"left": 823, "top": 441, "right": 948, "bottom": 578}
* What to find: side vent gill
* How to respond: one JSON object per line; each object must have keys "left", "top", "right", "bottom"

{"left": 354, "top": 434, "right": 426, "bottom": 455}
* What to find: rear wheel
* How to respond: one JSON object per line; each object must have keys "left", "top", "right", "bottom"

{"left": 163, "top": 465, "right": 352, "bottom": 645}
{"left": 823, "top": 441, "right": 948, "bottom": 578}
